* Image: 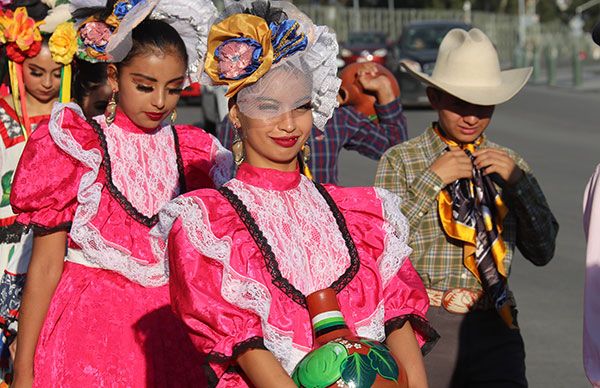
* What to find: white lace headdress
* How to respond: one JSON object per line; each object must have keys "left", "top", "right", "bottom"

{"left": 202, "top": 0, "right": 340, "bottom": 130}
{"left": 70, "top": 0, "right": 216, "bottom": 83}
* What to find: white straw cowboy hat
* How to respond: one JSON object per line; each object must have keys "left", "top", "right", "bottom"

{"left": 401, "top": 28, "right": 532, "bottom": 106}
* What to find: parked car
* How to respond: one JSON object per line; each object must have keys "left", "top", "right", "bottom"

{"left": 388, "top": 20, "right": 471, "bottom": 106}
{"left": 339, "top": 31, "right": 390, "bottom": 67}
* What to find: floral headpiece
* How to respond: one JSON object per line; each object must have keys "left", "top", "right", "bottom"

{"left": 75, "top": 0, "right": 141, "bottom": 62}
{"left": 202, "top": 0, "right": 340, "bottom": 131}
{"left": 205, "top": 13, "right": 308, "bottom": 97}
{"left": 0, "top": 7, "right": 44, "bottom": 63}
{"left": 69, "top": 0, "right": 216, "bottom": 85}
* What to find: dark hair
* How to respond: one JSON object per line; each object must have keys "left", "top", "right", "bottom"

{"left": 7, "top": 0, "right": 49, "bottom": 21}
{"left": 119, "top": 19, "right": 188, "bottom": 68}
{"left": 73, "top": 58, "right": 109, "bottom": 103}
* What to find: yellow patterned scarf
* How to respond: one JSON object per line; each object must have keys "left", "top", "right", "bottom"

{"left": 435, "top": 125, "right": 517, "bottom": 328}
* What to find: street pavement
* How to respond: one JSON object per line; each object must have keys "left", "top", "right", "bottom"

{"left": 179, "top": 82, "right": 597, "bottom": 387}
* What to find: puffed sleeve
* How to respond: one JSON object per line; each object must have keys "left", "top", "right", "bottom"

{"left": 175, "top": 125, "right": 233, "bottom": 191}
{"left": 155, "top": 194, "right": 265, "bottom": 381}
{"left": 373, "top": 187, "right": 439, "bottom": 355}
{"left": 10, "top": 104, "right": 95, "bottom": 235}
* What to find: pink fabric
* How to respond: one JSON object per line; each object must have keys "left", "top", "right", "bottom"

{"left": 10, "top": 106, "right": 224, "bottom": 387}
{"left": 166, "top": 163, "right": 431, "bottom": 386}
{"left": 34, "top": 262, "right": 205, "bottom": 387}
{"left": 584, "top": 164, "right": 600, "bottom": 387}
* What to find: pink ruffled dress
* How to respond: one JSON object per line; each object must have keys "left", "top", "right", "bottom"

{"left": 0, "top": 99, "right": 49, "bottom": 384}
{"left": 10, "top": 103, "right": 232, "bottom": 387}
{"left": 155, "top": 163, "right": 438, "bottom": 387}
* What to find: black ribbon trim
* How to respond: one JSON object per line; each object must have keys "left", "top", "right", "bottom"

{"left": 384, "top": 314, "right": 440, "bottom": 356}
{"left": 218, "top": 181, "right": 360, "bottom": 308}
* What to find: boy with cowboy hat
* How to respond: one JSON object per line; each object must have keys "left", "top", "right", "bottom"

{"left": 375, "top": 28, "right": 558, "bottom": 387}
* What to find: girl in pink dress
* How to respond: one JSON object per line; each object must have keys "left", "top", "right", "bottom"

{"left": 0, "top": 2, "right": 75, "bottom": 384}
{"left": 154, "top": 2, "right": 438, "bottom": 386}
{"left": 10, "top": 0, "right": 228, "bottom": 386}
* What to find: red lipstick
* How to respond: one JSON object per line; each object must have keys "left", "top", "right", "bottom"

{"left": 271, "top": 136, "right": 299, "bottom": 148}
{"left": 145, "top": 112, "right": 164, "bottom": 121}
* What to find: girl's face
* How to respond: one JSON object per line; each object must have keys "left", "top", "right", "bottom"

{"left": 108, "top": 49, "right": 186, "bottom": 129}
{"left": 22, "top": 44, "right": 62, "bottom": 104}
{"left": 230, "top": 91, "right": 313, "bottom": 172}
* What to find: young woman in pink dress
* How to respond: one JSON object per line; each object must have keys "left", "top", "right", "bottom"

{"left": 0, "top": 2, "right": 76, "bottom": 384}
{"left": 154, "top": 2, "right": 438, "bottom": 387}
{"left": 9, "top": 0, "right": 229, "bottom": 386}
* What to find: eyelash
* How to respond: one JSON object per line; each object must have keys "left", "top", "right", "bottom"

{"left": 136, "top": 84, "right": 154, "bottom": 93}
{"left": 135, "top": 84, "right": 183, "bottom": 95}
{"left": 30, "top": 72, "right": 42, "bottom": 77}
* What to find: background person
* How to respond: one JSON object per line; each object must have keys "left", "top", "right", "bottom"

{"left": 375, "top": 28, "right": 558, "bottom": 387}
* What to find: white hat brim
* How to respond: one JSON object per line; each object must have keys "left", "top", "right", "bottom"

{"left": 402, "top": 63, "right": 532, "bottom": 106}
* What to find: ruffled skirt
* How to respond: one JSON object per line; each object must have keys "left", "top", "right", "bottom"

{"left": 33, "top": 262, "right": 205, "bottom": 387}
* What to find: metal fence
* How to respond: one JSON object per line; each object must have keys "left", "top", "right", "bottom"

{"left": 296, "top": 5, "right": 590, "bottom": 67}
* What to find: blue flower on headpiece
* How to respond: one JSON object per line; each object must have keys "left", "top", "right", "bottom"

{"left": 270, "top": 19, "right": 308, "bottom": 63}
{"left": 113, "top": 0, "right": 143, "bottom": 20}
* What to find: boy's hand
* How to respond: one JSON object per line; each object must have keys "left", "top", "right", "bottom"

{"left": 473, "top": 148, "right": 523, "bottom": 186}
{"left": 356, "top": 63, "right": 396, "bottom": 105}
{"left": 430, "top": 147, "right": 473, "bottom": 185}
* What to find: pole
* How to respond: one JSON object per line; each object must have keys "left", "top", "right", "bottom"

{"left": 353, "top": 0, "right": 360, "bottom": 32}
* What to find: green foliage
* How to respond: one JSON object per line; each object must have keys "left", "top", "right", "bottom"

{"left": 340, "top": 353, "right": 377, "bottom": 387}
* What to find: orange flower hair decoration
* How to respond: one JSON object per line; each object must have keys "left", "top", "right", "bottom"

{"left": 0, "top": 7, "right": 44, "bottom": 63}
{"left": 0, "top": 7, "right": 45, "bottom": 139}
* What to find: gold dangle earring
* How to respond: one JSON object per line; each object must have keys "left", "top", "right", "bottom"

{"left": 105, "top": 92, "right": 117, "bottom": 126}
{"left": 301, "top": 143, "right": 313, "bottom": 180}
{"left": 302, "top": 143, "right": 311, "bottom": 165}
{"left": 170, "top": 108, "right": 177, "bottom": 123}
{"left": 232, "top": 123, "right": 244, "bottom": 166}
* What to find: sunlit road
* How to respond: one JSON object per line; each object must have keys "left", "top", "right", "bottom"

{"left": 179, "top": 83, "right": 597, "bottom": 387}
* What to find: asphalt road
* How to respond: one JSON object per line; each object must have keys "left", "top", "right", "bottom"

{"left": 179, "top": 83, "right": 596, "bottom": 387}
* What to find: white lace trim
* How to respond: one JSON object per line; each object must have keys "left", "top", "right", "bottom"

{"left": 225, "top": 176, "right": 351, "bottom": 296}
{"left": 48, "top": 103, "right": 168, "bottom": 286}
{"left": 356, "top": 300, "right": 385, "bottom": 342}
{"left": 151, "top": 196, "right": 304, "bottom": 374}
{"left": 102, "top": 117, "right": 180, "bottom": 217}
{"left": 374, "top": 187, "right": 412, "bottom": 289}
{"left": 208, "top": 136, "right": 234, "bottom": 188}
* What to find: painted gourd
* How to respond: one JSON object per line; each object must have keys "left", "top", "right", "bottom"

{"left": 292, "top": 288, "right": 408, "bottom": 388}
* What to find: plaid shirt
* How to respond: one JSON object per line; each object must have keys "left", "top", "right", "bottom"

{"left": 375, "top": 126, "right": 559, "bottom": 292}
{"left": 217, "top": 99, "right": 408, "bottom": 184}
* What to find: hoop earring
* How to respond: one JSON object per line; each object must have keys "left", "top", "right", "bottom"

{"left": 232, "top": 125, "right": 244, "bottom": 166}
{"left": 170, "top": 109, "right": 177, "bottom": 123}
{"left": 105, "top": 92, "right": 117, "bottom": 126}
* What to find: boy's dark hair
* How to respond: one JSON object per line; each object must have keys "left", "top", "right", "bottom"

{"left": 73, "top": 58, "right": 109, "bottom": 103}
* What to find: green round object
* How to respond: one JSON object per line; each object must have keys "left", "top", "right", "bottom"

{"left": 292, "top": 341, "right": 348, "bottom": 388}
